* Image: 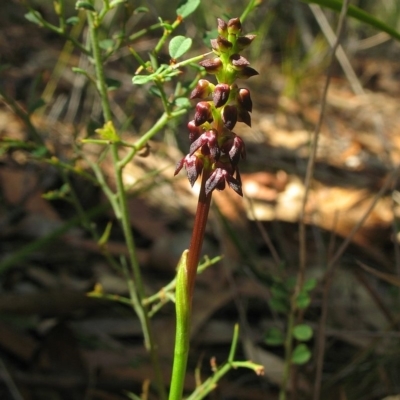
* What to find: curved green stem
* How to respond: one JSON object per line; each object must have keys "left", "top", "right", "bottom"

{"left": 87, "top": 9, "right": 166, "bottom": 400}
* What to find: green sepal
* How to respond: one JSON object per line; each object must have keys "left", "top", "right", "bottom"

{"left": 95, "top": 121, "right": 119, "bottom": 142}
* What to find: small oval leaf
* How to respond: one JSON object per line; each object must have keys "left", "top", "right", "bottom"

{"left": 169, "top": 36, "right": 192, "bottom": 59}
{"left": 176, "top": 0, "right": 200, "bottom": 19}
{"left": 265, "top": 327, "right": 285, "bottom": 346}
{"left": 293, "top": 324, "right": 313, "bottom": 341}
{"left": 296, "top": 291, "right": 311, "bottom": 310}
{"left": 24, "top": 11, "right": 43, "bottom": 26}
{"left": 99, "top": 39, "right": 114, "bottom": 51}
{"left": 291, "top": 344, "right": 311, "bottom": 365}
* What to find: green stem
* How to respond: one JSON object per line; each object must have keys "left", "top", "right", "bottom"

{"left": 169, "top": 250, "right": 191, "bottom": 400}
{"left": 280, "top": 306, "right": 295, "bottom": 400}
{"left": 169, "top": 172, "right": 212, "bottom": 400}
{"left": 119, "top": 109, "right": 187, "bottom": 168}
{"left": 186, "top": 325, "right": 263, "bottom": 400}
{"left": 87, "top": 9, "right": 166, "bottom": 400}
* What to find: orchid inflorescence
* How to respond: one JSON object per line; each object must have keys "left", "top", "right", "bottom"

{"left": 175, "top": 17, "right": 258, "bottom": 196}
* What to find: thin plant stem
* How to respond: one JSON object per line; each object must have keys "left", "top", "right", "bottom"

{"left": 280, "top": 311, "right": 295, "bottom": 400}
{"left": 169, "top": 172, "right": 212, "bottom": 400}
{"left": 278, "top": 2, "right": 352, "bottom": 399}
{"left": 86, "top": 9, "right": 166, "bottom": 400}
{"left": 169, "top": 250, "right": 191, "bottom": 400}
{"left": 313, "top": 164, "right": 400, "bottom": 399}
{"left": 187, "top": 171, "right": 213, "bottom": 298}
{"left": 303, "top": 2, "right": 350, "bottom": 398}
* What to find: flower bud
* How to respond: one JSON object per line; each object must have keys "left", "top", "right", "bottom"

{"left": 194, "top": 101, "right": 213, "bottom": 126}
{"left": 238, "top": 108, "right": 251, "bottom": 127}
{"left": 222, "top": 105, "right": 238, "bottom": 130}
{"left": 174, "top": 154, "right": 204, "bottom": 186}
{"left": 237, "top": 88, "right": 252, "bottom": 112}
{"left": 213, "top": 83, "right": 230, "bottom": 108}
{"left": 186, "top": 155, "right": 204, "bottom": 186}
{"left": 237, "top": 66, "right": 259, "bottom": 79}
{"left": 227, "top": 18, "right": 241, "bottom": 35}
{"left": 230, "top": 54, "right": 250, "bottom": 70}
{"left": 199, "top": 57, "right": 223, "bottom": 74}
{"left": 187, "top": 120, "right": 203, "bottom": 143}
{"left": 210, "top": 36, "right": 233, "bottom": 54}
{"left": 190, "top": 79, "right": 214, "bottom": 100}
{"left": 220, "top": 134, "right": 246, "bottom": 165}
{"left": 217, "top": 18, "right": 228, "bottom": 36}
{"left": 237, "top": 35, "right": 256, "bottom": 50}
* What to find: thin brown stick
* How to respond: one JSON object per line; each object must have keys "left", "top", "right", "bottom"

{"left": 298, "top": 0, "right": 350, "bottom": 295}
{"left": 313, "top": 165, "right": 400, "bottom": 400}
{"left": 308, "top": 2, "right": 352, "bottom": 399}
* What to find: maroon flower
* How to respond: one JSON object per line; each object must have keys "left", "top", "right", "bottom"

{"left": 174, "top": 154, "right": 204, "bottom": 187}
{"left": 205, "top": 163, "right": 242, "bottom": 196}
{"left": 213, "top": 83, "right": 230, "bottom": 108}
{"left": 222, "top": 105, "right": 238, "bottom": 130}
{"left": 175, "top": 17, "right": 257, "bottom": 197}
{"left": 187, "top": 120, "right": 204, "bottom": 143}
{"left": 237, "top": 34, "right": 256, "bottom": 50}
{"left": 194, "top": 101, "right": 213, "bottom": 126}
{"left": 237, "top": 88, "right": 252, "bottom": 112}
{"left": 189, "top": 129, "right": 220, "bottom": 160}
{"left": 198, "top": 57, "right": 223, "bottom": 74}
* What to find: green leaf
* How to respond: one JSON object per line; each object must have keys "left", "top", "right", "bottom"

{"left": 99, "top": 39, "right": 114, "bottom": 51}
{"left": 95, "top": 121, "right": 119, "bottom": 141}
{"left": 75, "top": 1, "right": 95, "bottom": 11}
{"left": 149, "top": 86, "right": 162, "bottom": 98}
{"left": 301, "top": 0, "right": 400, "bottom": 42}
{"left": 24, "top": 11, "right": 43, "bottom": 26}
{"left": 269, "top": 297, "right": 289, "bottom": 313}
{"left": 265, "top": 327, "right": 285, "bottom": 346}
{"left": 66, "top": 16, "right": 80, "bottom": 25}
{"left": 291, "top": 344, "right": 312, "bottom": 365}
{"left": 176, "top": 0, "right": 200, "bottom": 19}
{"left": 293, "top": 324, "right": 313, "bottom": 341}
{"left": 303, "top": 278, "right": 317, "bottom": 292}
{"left": 296, "top": 291, "right": 311, "bottom": 310}
{"left": 169, "top": 36, "right": 192, "bottom": 59}
{"left": 98, "top": 222, "right": 113, "bottom": 247}
{"left": 174, "top": 97, "right": 191, "bottom": 108}
{"left": 132, "top": 75, "right": 153, "bottom": 85}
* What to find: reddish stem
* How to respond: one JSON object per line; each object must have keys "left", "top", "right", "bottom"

{"left": 186, "top": 171, "right": 212, "bottom": 299}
